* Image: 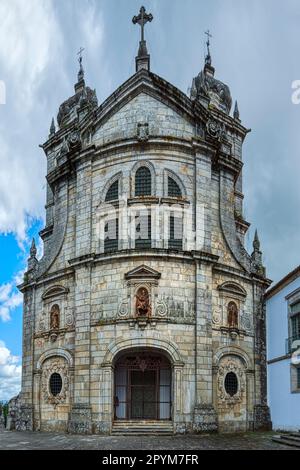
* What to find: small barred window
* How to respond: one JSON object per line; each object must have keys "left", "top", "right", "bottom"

{"left": 168, "top": 176, "right": 182, "bottom": 198}
{"left": 104, "top": 218, "right": 119, "bottom": 252}
{"left": 169, "top": 214, "right": 183, "bottom": 250}
{"left": 135, "top": 214, "right": 151, "bottom": 248}
{"left": 105, "top": 180, "right": 119, "bottom": 202}
{"left": 224, "top": 372, "right": 238, "bottom": 396}
{"left": 49, "top": 373, "right": 63, "bottom": 396}
{"left": 135, "top": 167, "right": 151, "bottom": 196}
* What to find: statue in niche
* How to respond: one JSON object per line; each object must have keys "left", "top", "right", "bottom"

{"left": 227, "top": 301, "right": 238, "bottom": 328}
{"left": 135, "top": 287, "right": 151, "bottom": 317}
{"left": 50, "top": 304, "right": 60, "bottom": 330}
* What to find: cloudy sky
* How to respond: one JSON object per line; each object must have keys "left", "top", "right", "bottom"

{"left": 0, "top": 0, "right": 299, "bottom": 400}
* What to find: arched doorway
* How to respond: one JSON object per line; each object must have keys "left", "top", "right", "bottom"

{"left": 114, "top": 350, "right": 172, "bottom": 421}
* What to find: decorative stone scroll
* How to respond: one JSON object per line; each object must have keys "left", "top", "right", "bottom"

{"left": 118, "top": 298, "right": 129, "bottom": 318}
{"left": 217, "top": 358, "right": 246, "bottom": 406}
{"left": 41, "top": 357, "right": 69, "bottom": 407}
{"left": 65, "top": 308, "right": 75, "bottom": 328}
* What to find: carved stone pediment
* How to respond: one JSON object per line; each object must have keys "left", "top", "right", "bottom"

{"left": 125, "top": 265, "right": 161, "bottom": 281}
{"left": 217, "top": 282, "right": 246, "bottom": 299}
{"left": 42, "top": 285, "right": 69, "bottom": 300}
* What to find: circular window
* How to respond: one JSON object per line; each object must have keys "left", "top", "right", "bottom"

{"left": 49, "top": 373, "right": 62, "bottom": 396}
{"left": 224, "top": 372, "right": 238, "bottom": 397}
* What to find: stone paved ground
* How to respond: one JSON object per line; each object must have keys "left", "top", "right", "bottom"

{"left": 0, "top": 430, "right": 296, "bottom": 450}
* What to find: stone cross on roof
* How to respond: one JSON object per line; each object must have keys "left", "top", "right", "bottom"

{"left": 77, "top": 47, "right": 85, "bottom": 82}
{"left": 132, "top": 6, "right": 153, "bottom": 43}
{"left": 205, "top": 30, "right": 212, "bottom": 66}
{"left": 132, "top": 6, "right": 153, "bottom": 72}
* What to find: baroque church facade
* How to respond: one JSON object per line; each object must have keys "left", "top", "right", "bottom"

{"left": 16, "top": 8, "right": 271, "bottom": 434}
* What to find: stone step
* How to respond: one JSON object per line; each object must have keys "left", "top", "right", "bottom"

{"left": 288, "top": 433, "right": 300, "bottom": 439}
{"left": 272, "top": 436, "right": 300, "bottom": 449}
{"left": 113, "top": 421, "right": 172, "bottom": 426}
{"left": 112, "top": 420, "right": 174, "bottom": 435}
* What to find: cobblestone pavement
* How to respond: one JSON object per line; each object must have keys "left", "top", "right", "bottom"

{"left": 0, "top": 430, "right": 296, "bottom": 450}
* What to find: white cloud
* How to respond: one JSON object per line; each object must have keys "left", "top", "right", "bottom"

{"left": 81, "top": 2, "right": 104, "bottom": 53}
{"left": 0, "top": 272, "right": 23, "bottom": 322}
{"left": 0, "top": 0, "right": 63, "bottom": 111}
{"left": 0, "top": 0, "right": 107, "bottom": 243}
{"left": 0, "top": 340, "right": 21, "bottom": 401}
{"left": 0, "top": 0, "right": 64, "bottom": 241}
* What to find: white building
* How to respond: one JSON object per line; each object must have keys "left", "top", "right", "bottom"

{"left": 266, "top": 266, "right": 300, "bottom": 431}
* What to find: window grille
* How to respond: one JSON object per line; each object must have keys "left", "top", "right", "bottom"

{"left": 135, "top": 167, "right": 151, "bottom": 196}
{"left": 49, "top": 373, "right": 62, "bottom": 396}
{"left": 169, "top": 215, "right": 183, "bottom": 250}
{"left": 135, "top": 214, "right": 151, "bottom": 248}
{"left": 168, "top": 176, "right": 182, "bottom": 198}
{"left": 224, "top": 372, "right": 238, "bottom": 397}
{"left": 298, "top": 368, "right": 300, "bottom": 389}
{"left": 291, "top": 312, "right": 300, "bottom": 338}
{"left": 105, "top": 180, "right": 119, "bottom": 202}
{"left": 104, "top": 218, "right": 119, "bottom": 252}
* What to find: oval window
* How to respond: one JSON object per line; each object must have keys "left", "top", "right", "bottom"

{"left": 49, "top": 372, "right": 62, "bottom": 396}
{"left": 224, "top": 372, "right": 238, "bottom": 397}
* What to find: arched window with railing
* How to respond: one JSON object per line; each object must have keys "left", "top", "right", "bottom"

{"left": 135, "top": 166, "right": 152, "bottom": 196}
{"left": 104, "top": 179, "right": 119, "bottom": 252}
{"left": 105, "top": 179, "right": 119, "bottom": 202}
{"left": 168, "top": 176, "right": 182, "bottom": 198}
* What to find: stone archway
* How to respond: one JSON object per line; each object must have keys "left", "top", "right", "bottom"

{"left": 100, "top": 336, "right": 184, "bottom": 431}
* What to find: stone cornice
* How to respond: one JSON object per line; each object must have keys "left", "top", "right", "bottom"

{"left": 46, "top": 145, "right": 95, "bottom": 188}
{"left": 214, "top": 262, "right": 270, "bottom": 287}
{"left": 213, "top": 263, "right": 253, "bottom": 283}
{"left": 18, "top": 267, "right": 75, "bottom": 292}
{"left": 235, "top": 216, "right": 251, "bottom": 235}
{"left": 67, "top": 249, "right": 221, "bottom": 270}
{"left": 214, "top": 153, "right": 243, "bottom": 181}
{"left": 191, "top": 250, "right": 219, "bottom": 264}
{"left": 42, "top": 69, "right": 247, "bottom": 154}
{"left": 93, "top": 135, "right": 194, "bottom": 160}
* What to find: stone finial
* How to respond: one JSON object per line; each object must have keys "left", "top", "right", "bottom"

{"left": 253, "top": 229, "right": 260, "bottom": 252}
{"left": 132, "top": 6, "right": 153, "bottom": 72}
{"left": 251, "top": 229, "right": 265, "bottom": 276}
{"left": 233, "top": 100, "right": 240, "bottom": 120}
{"left": 28, "top": 238, "right": 38, "bottom": 273}
{"left": 49, "top": 117, "right": 56, "bottom": 137}
{"left": 75, "top": 47, "right": 86, "bottom": 93}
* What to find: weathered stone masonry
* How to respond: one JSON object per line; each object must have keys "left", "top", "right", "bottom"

{"left": 12, "top": 16, "right": 272, "bottom": 434}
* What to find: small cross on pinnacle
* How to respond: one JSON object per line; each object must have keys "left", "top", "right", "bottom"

{"left": 205, "top": 30, "right": 212, "bottom": 66}
{"left": 77, "top": 47, "right": 85, "bottom": 82}
{"left": 77, "top": 47, "right": 85, "bottom": 64}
